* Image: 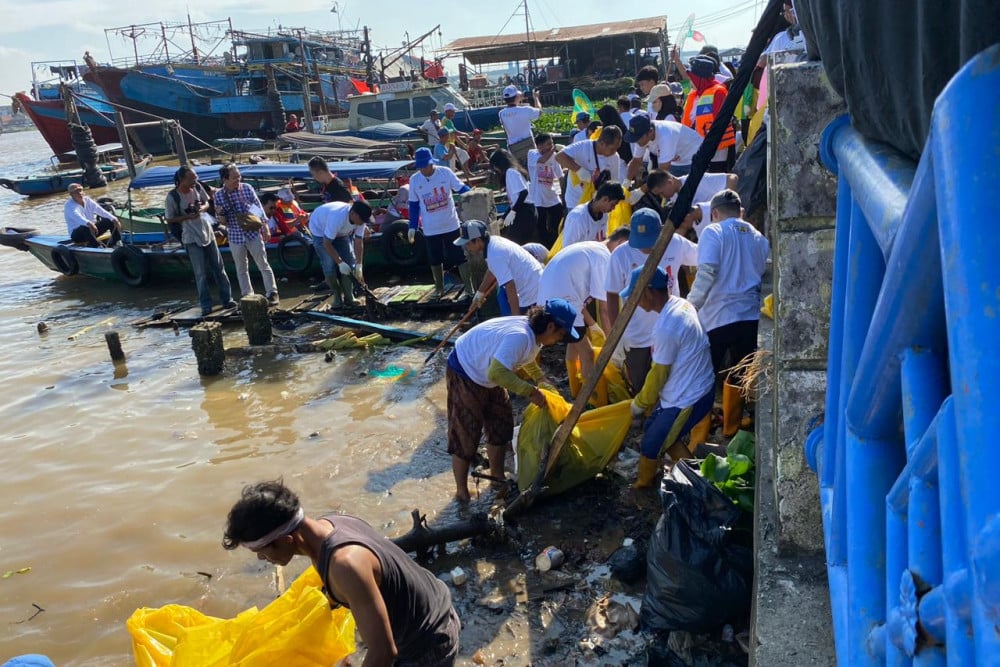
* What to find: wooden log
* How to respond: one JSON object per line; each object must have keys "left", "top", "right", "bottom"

{"left": 391, "top": 509, "right": 496, "bottom": 555}
{"left": 225, "top": 343, "right": 298, "bottom": 357}
{"left": 104, "top": 331, "right": 126, "bottom": 362}
{"left": 190, "top": 322, "right": 225, "bottom": 376}
{"left": 241, "top": 295, "right": 272, "bottom": 346}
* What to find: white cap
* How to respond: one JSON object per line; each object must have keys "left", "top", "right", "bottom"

{"left": 443, "top": 102, "right": 457, "bottom": 112}
{"left": 502, "top": 84, "right": 521, "bottom": 99}
{"left": 277, "top": 187, "right": 294, "bottom": 203}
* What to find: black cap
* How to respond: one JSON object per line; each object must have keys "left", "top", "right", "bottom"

{"left": 623, "top": 113, "right": 652, "bottom": 143}
{"left": 689, "top": 55, "right": 717, "bottom": 79}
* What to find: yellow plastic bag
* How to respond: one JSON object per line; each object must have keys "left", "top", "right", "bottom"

{"left": 517, "top": 388, "right": 632, "bottom": 497}
{"left": 128, "top": 567, "right": 356, "bottom": 667}
{"left": 567, "top": 346, "right": 632, "bottom": 408}
{"left": 761, "top": 293, "right": 774, "bottom": 319}
{"left": 547, "top": 186, "right": 631, "bottom": 262}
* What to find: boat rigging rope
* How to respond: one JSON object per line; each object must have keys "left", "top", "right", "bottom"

{"left": 70, "top": 90, "right": 234, "bottom": 157}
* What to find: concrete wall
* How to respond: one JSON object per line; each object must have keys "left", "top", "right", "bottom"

{"left": 765, "top": 60, "right": 845, "bottom": 555}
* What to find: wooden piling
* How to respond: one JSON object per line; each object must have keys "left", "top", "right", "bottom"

{"left": 190, "top": 321, "right": 225, "bottom": 376}
{"left": 104, "top": 331, "right": 126, "bottom": 362}
{"left": 241, "top": 295, "right": 272, "bottom": 346}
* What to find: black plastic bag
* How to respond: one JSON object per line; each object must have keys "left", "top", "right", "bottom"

{"left": 641, "top": 461, "right": 753, "bottom": 633}
{"left": 733, "top": 128, "right": 767, "bottom": 218}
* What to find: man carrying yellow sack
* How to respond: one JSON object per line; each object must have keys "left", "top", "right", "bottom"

{"left": 622, "top": 266, "right": 716, "bottom": 488}
{"left": 223, "top": 480, "right": 460, "bottom": 666}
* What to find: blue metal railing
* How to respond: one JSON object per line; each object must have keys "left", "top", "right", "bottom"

{"left": 808, "top": 44, "right": 1000, "bottom": 666}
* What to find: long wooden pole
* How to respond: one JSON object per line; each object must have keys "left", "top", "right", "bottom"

{"left": 505, "top": 0, "right": 786, "bottom": 519}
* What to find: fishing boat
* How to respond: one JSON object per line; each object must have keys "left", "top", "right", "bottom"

{"left": 0, "top": 159, "right": 149, "bottom": 197}
{"left": 16, "top": 160, "right": 432, "bottom": 286}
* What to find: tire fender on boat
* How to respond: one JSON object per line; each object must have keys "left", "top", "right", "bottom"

{"left": 380, "top": 220, "right": 422, "bottom": 269}
{"left": 111, "top": 245, "right": 151, "bottom": 287}
{"left": 276, "top": 234, "right": 315, "bottom": 273}
{"left": 51, "top": 245, "right": 79, "bottom": 276}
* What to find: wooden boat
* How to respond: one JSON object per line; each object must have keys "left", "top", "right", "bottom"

{"left": 21, "top": 228, "right": 426, "bottom": 287}
{"left": 0, "top": 227, "right": 38, "bottom": 251}
{"left": 0, "top": 156, "right": 150, "bottom": 197}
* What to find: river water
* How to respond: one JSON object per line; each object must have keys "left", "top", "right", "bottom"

{"left": 0, "top": 131, "right": 474, "bottom": 664}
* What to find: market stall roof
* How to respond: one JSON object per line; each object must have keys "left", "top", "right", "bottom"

{"left": 442, "top": 16, "right": 667, "bottom": 65}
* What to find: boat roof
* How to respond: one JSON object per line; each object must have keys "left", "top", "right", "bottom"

{"left": 64, "top": 143, "right": 124, "bottom": 157}
{"left": 129, "top": 160, "right": 413, "bottom": 190}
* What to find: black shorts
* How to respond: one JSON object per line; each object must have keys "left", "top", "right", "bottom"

{"left": 707, "top": 319, "right": 759, "bottom": 381}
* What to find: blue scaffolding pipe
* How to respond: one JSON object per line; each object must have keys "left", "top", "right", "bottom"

{"left": 808, "top": 44, "right": 1000, "bottom": 665}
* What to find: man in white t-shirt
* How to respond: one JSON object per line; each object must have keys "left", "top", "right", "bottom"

{"left": 526, "top": 133, "right": 564, "bottom": 247}
{"left": 498, "top": 85, "right": 541, "bottom": 164}
{"left": 571, "top": 112, "right": 591, "bottom": 143}
{"left": 561, "top": 181, "right": 626, "bottom": 247}
{"left": 456, "top": 220, "right": 543, "bottom": 316}
{"left": 419, "top": 110, "right": 442, "bottom": 147}
{"left": 688, "top": 190, "right": 770, "bottom": 438}
{"left": 309, "top": 199, "right": 373, "bottom": 307}
{"left": 407, "top": 147, "right": 474, "bottom": 299}
{"left": 629, "top": 169, "right": 738, "bottom": 222}
{"left": 622, "top": 265, "right": 715, "bottom": 488}
{"left": 625, "top": 114, "right": 704, "bottom": 179}
{"left": 555, "top": 125, "right": 624, "bottom": 209}
{"left": 538, "top": 230, "right": 629, "bottom": 388}
{"left": 606, "top": 208, "right": 698, "bottom": 394}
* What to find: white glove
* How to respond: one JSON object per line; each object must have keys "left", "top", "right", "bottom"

{"left": 576, "top": 168, "right": 590, "bottom": 183}
{"left": 628, "top": 188, "right": 644, "bottom": 205}
{"left": 630, "top": 401, "right": 646, "bottom": 419}
{"left": 471, "top": 291, "right": 486, "bottom": 307}
{"left": 353, "top": 265, "right": 364, "bottom": 282}
{"left": 407, "top": 228, "right": 416, "bottom": 244}
{"left": 337, "top": 261, "right": 351, "bottom": 275}
{"left": 502, "top": 210, "right": 516, "bottom": 228}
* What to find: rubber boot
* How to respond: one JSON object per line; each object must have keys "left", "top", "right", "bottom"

{"left": 689, "top": 414, "right": 712, "bottom": 447}
{"left": 339, "top": 274, "right": 357, "bottom": 307}
{"left": 633, "top": 456, "right": 660, "bottom": 489}
{"left": 458, "top": 261, "right": 474, "bottom": 301}
{"left": 723, "top": 381, "right": 744, "bottom": 438}
{"left": 326, "top": 274, "right": 342, "bottom": 308}
{"left": 430, "top": 264, "right": 445, "bottom": 300}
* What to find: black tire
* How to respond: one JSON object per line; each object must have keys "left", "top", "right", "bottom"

{"left": 110, "top": 245, "right": 151, "bottom": 287}
{"left": 51, "top": 245, "right": 79, "bottom": 276}
{"left": 277, "top": 234, "right": 315, "bottom": 273}
{"left": 380, "top": 220, "right": 422, "bottom": 269}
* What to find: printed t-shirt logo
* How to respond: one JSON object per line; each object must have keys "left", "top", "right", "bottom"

{"left": 422, "top": 185, "right": 451, "bottom": 214}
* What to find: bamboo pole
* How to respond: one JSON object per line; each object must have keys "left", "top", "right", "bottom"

{"left": 505, "top": 0, "right": 786, "bottom": 519}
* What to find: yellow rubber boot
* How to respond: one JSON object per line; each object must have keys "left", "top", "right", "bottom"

{"left": 689, "top": 414, "right": 712, "bottom": 447}
{"left": 723, "top": 381, "right": 744, "bottom": 438}
{"left": 633, "top": 456, "right": 661, "bottom": 489}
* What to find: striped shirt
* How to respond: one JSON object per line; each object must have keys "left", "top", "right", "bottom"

{"left": 213, "top": 183, "right": 264, "bottom": 246}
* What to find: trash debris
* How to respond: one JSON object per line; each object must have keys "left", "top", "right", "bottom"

{"left": 2, "top": 567, "right": 31, "bottom": 579}
{"left": 584, "top": 593, "right": 640, "bottom": 639}
{"left": 450, "top": 567, "right": 468, "bottom": 586}
{"left": 535, "top": 546, "right": 565, "bottom": 572}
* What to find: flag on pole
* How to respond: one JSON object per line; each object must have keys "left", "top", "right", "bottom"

{"left": 691, "top": 30, "right": 705, "bottom": 42}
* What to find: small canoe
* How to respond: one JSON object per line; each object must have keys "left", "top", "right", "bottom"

{"left": 0, "top": 160, "right": 146, "bottom": 197}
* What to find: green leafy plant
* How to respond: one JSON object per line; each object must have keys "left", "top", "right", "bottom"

{"left": 700, "top": 431, "right": 756, "bottom": 512}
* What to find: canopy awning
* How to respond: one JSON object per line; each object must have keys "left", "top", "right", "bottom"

{"left": 129, "top": 160, "right": 413, "bottom": 189}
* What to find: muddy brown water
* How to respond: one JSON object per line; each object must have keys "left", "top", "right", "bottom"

{"left": 0, "top": 131, "right": 653, "bottom": 666}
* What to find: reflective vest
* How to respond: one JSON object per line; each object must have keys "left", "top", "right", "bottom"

{"left": 683, "top": 83, "right": 736, "bottom": 151}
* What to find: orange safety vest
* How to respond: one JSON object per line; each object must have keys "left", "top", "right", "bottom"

{"left": 683, "top": 83, "right": 736, "bottom": 151}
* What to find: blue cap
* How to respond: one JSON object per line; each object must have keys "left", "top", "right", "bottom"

{"left": 623, "top": 113, "right": 652, "bottom": 143}
{"left": 2, "top": 656, "right": 56, "bottom": 667}
{"left": 414, "top": 147, "right": 433, "bottom": 168}
{"left": 628, "top": 208, "right": 661, "bottom": 249}
{"left": 620, "top": 265, "right": 672, "bottom": 299}
{"left": 575, "top": 111, "right": 590, "bottom": 123}
{"left": 544, "top": 298, "right": 581, "bottom": 340}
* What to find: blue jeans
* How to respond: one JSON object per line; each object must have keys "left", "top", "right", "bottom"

{"left": 313, "top": 235, "right": 356, "bottom": 278}
{"left": 640, "top": 387, "right": 715, "bottom": 459}
{"left": 186, "top": 241, "right": 232, "bottom": 312}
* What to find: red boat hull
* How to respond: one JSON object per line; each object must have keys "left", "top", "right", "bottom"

{"left": 14, "top": 92, "right": 120, "bottom": 160}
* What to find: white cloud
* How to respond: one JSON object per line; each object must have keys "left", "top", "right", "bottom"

{"left": 0, "top": 46, "right": 37, "bottom": 94}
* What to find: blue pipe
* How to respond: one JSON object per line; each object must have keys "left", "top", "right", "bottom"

{"left": 824, "top": 118, "right": 916, "bottom": 258}
{"left": 844, "top": 157, "right": 948, "bottom": 440}
{"left": 934, "top": 399, "right": 975, "bottom": 664}
{"left": 930, "top": 44, "right": 1000, "bottom": 665}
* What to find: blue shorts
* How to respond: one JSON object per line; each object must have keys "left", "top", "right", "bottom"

{"left": 496, "top": 285, "right": 531, "bottom": 316}
{"left": 640, "top": 387, "right": 715, "bottom": 459}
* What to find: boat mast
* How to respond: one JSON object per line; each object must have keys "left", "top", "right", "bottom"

{"left": 523, "top": 0, "right": 533, "bottom": 87}
{"left": 188, "top": 12, "right": 200, "bottom": 65}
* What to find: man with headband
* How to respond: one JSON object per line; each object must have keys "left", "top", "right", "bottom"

{"left": 223, "top": 480, "right": 459, "bottom": 665}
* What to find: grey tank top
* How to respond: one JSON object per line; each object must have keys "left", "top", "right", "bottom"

{"left": 317, "top": 514, "right": 453, "bottom": 659}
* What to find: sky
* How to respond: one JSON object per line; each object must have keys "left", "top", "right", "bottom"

{"left": 0, "top": 0, "right": 767, "bottom": 95}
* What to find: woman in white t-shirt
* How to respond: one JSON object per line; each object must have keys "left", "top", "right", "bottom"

{"left": 446, "top": 299, "right": 579, "bottom": 501}
{"left": 526, "top": 133, "right": 564, "bottom": 248}
{"left": 490, "top": 149, "right": 537, "bottom": 246}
